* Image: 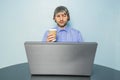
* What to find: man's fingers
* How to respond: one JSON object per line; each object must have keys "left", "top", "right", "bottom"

{"left": 47, "top": 34, "right": 55, "bottom": 42}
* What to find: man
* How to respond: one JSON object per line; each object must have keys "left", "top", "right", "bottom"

{"left": 42, "top": 6, "right": 83, "bottom": 42}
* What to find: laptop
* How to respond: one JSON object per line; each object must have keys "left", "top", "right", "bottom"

{"left": 24, "top": 42, "right": 97, "bottom": 76}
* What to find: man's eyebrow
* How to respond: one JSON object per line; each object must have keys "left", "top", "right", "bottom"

{"left": 64, "top": 13, "right": 67, "bottom": 15}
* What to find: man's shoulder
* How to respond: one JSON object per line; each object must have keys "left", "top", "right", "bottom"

{"left": 69, "top": 27, "right": 80, "bottom": 32}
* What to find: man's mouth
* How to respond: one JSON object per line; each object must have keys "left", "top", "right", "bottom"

{"left": 59, "top": 21, "right": 64, "bottom": 24}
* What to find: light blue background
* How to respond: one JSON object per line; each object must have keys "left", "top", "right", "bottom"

{"left": 0, "top": 0, "right": 120, "bottom": 70}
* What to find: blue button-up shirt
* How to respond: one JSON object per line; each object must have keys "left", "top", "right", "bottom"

{"left": 42, "top": 26, "right": 83, "bottom": 42}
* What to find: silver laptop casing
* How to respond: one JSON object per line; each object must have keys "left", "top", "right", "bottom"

{"left": 24, "top": 42, "right": 97, "bottom": 76}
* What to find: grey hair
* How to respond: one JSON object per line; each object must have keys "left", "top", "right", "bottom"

{"left": 53, "top": 6, "right": 70, "bottom": 21}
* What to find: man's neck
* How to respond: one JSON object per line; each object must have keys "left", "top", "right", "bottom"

{"left": 58, "top": 26, "right": 67, "bottom": 30}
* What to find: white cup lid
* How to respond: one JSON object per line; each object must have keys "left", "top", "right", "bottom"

{"left": 49, "top": 29, "right": 57, "bottom": 31}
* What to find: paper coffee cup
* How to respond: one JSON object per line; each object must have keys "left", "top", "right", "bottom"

{"left": 49, "top": 29, "right": 57, "bottom": 41}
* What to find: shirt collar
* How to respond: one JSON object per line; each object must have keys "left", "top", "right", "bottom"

{"left": 56, "top": 26, "right": 69, "bottom": 32}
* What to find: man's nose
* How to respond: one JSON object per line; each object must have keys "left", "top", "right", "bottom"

{"left": 60, "top": 16, "right": 63, "bottom": 20}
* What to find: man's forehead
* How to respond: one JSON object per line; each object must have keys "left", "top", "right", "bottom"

{"left": 55, "top": 11, "right": 67, "bottom": 15}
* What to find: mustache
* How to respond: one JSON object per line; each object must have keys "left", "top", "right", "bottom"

{"left": 59, "top": 20, "right": 64, "bottom": 22}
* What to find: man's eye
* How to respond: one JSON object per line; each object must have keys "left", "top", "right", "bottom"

{"left": 56, "top": 15, "right": 60, "bottom": 17}
{"left": 63, "top": 15, "right": 66, "bottom": 17}
{"left": 63, "top": 14, "right": 66, "bottom": 17}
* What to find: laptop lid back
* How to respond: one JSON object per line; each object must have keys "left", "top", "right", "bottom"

{"left": 24, "top": 42, "right": 97, "bottom": 76}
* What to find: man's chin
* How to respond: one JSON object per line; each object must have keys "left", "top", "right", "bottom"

{"left": 57, "top": 23, "right": 67, "bottom": 28}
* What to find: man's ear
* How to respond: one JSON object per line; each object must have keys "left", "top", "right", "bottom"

{"left": 53, "top": 18, "right": 56, "bottom": 22}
